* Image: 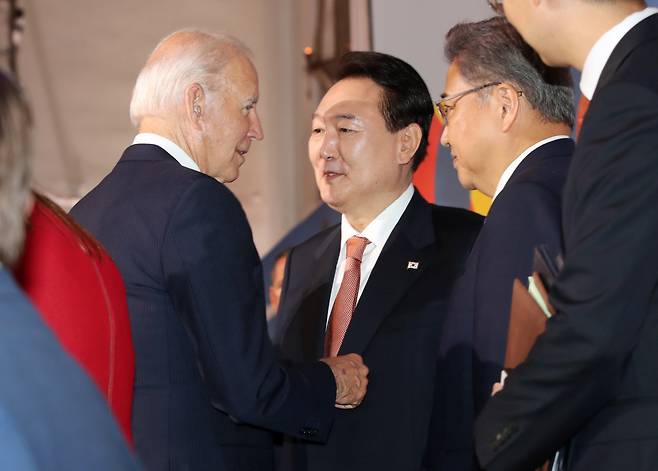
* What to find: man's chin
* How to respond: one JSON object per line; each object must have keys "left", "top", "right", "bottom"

{"left": 218, "top": 170, "right": 240, "bottom": 184}
{"left": 319, "top": 192, "right": 344, "bottom": 212}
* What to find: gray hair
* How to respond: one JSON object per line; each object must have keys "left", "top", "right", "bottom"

{"left": 0, "top": 72, "right": 31, "bottom": 266}
{"left": 129, "top": 29, "right": 251, "bottom": 127}
{"left": 445, "top": 17, "right": 575, "bottom": 128}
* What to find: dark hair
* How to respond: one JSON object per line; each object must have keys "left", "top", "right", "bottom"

{"left": 445, "top": 16, "right": 575, "bottom": 127}
{"left": 0, "top": 71, "right": 32, "bottom": 266}
{"left": 336, "top": 51, "right": 434, "bottom": 171}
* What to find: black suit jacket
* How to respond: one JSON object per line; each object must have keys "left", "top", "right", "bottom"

{"left": 429, "top": 138, "right": 572, "bottom": 471}
{"left": 475, "top": 13, "right": 658, "bottom": 471}
{"left": 71, "top": 144, "right": 336, "bottom": 471}
{"left": 0, "top": 269, "right": 139, "bottom": 470}
{"left": 277, "top": 190, "right": 482, "bottom": 471}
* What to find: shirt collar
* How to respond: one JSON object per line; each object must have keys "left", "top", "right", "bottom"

{"left": 132, "top": 132, "right": 200, "bottom": 172}
{"left": 340, "top": 184, "right": 414, "bottom": 251}
{"left": 492, "top": 135, "right": 571, "bottom": 201}
{"left": 580, "top": 7, "right": 658, "bottom": 100}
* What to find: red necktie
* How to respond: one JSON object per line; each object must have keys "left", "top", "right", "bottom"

{"left": 324, "top": 236, "right": 370, "bottom": 357}
{"left": 576, "top": 94, "right": 590, "bottom": 140}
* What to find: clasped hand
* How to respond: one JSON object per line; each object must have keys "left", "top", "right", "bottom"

{"left": 320, "top": 353, "right": 369, "bottom": 409}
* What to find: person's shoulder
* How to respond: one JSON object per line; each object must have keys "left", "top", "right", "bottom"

{"left": 430, "top": 204, "right": 483, "bottom": 232}
{"left": 0, "top": 270, "right": 35, "bottom": 318}
{"left": 612, "top": 21, "right": 658, "bottom": 92}
{"left": 172, "top": 173, "right": 243, "bottom": 217}
{"left": 289, "top": 224, "right": 340, "bottom": 258}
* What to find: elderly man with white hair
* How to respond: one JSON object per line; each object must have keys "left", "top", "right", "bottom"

{"left": 71, "top": 30, "right": 369, "bottom": 471}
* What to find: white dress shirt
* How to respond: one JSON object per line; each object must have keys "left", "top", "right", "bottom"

{"left": 580, "top": 7, "right": 658, "bottom": 100}
{"left": 325, "top": 184, "right": 414, "bottom": 327}
{"left": 492, "top": 136, "right": 571, "bottom": 201}
{"left": 132, "top": 133, "right": 200, "bottom": 172}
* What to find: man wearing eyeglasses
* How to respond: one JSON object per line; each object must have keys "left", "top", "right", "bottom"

{"left": 475, "top": 1, "right": 658, "bottom": 471}
{"left": 426, "top": 16, "right": 574, "bottom": 471}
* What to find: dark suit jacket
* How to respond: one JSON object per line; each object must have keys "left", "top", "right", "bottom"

{"left": 277, "top": 190, "right": 482, "bottom": 471}
{"left": 71, "top": 144, "right": 336, "bottom": 471}
{"left": 0, "top": 268, "right": 139, "bottom": 470}
{"left": 475, "top": 13, "right": 658, "bottom": 471}
{"left": 429, "top": 138, "right": 573, "bottom": 471}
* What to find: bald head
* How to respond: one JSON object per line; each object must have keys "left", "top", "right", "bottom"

{"left": 129, "top": 29, "right": 251, "bottom": 127}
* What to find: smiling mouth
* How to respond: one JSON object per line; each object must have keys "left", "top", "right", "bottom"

{"left": 323, "top": 171, "right": 345, "bottom": 179}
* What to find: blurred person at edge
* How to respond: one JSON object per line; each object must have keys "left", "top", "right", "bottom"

{"left": 266, "top": 249, "right": 288, "bottom": 341}
{"left": 475, "top": 1, "right": 658, "bottom": 470}
{"left": 0, "top": 71, "right": 139, "bottom": 470}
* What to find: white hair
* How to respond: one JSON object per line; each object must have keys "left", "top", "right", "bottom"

{"left": 129, "top": 29, "right": 251, "bottom": 127}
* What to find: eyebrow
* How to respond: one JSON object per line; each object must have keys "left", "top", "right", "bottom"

{"left": 311, "top": 112, "right": 357, "bottom": 120}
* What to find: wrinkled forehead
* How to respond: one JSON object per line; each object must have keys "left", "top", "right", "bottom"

{"left": 314, "top": 77, "right": 383, "bottom": 120}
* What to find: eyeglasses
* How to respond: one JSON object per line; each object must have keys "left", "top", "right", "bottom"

{"left": 487, "top": 0, "right": 504, "bottom": 15}
{"left": 436, "top": 82, "right": 501, "bottom": 124}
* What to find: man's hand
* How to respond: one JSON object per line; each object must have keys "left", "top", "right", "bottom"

{"left": 320, "top": 353, "right": 369, "bottom": 409}
{"left": 491, "top": 370, "right": 507, "bottom": 396}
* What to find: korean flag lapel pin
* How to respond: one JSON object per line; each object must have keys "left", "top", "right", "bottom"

{"left": 407, "top": 261, "right": 419, "bottom": 270}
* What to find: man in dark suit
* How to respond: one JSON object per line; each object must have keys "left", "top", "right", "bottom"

{"left": 475, "top": 2, "right": 658, "bottom": 470}
{"left": 276, "top": 51, "right": 482, "bottom": 471}
{"left": 0, "top": 71, "right": 138, "bottom": 470}
{"left": 70, "top": 30, "right": 368, "bottom": 471}
{"left": 428, "top": 17, "right": 575, "bottom": 470}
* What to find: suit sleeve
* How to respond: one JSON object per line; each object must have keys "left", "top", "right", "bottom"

{"left": 160, "top": 177, "right": 335, "bottom": 442}
{"left": 475, "top": 83, "right": 658, "bottom": 470}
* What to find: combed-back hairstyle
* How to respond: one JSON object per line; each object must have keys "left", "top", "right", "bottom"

{"left": 336, "top": 51, "right": 434, "bottom": 171}
{"left": 445, "top": 16, "right": 575, "bottom": 127}
{"left": 0, "top": 71, "right": 32, "bottom": 266}
{"left": 129, "top": 29, "right": 251, "bottom": 127}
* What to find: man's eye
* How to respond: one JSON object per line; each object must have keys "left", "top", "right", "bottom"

{"left": 311, "top": 127, "right": 324, "bottom": 134}
{"left": 339, "top": 127, "right": 355, "bottom": 133}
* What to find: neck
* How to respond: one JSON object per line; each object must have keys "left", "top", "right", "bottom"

{"left": 481, "top": 123, "right": 570, "bottom": 198}
{"left": 343, "top": 183, "right": 410, "bottom": 232}
{"left": 562, "top": 1, "right": 646, "bottom": 70}
{"left": 138, "top": 116, "right": 195, "bottom": 160}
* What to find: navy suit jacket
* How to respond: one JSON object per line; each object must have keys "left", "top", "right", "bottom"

{"left": 475, "top": 14, "right": 658, "bottom": 471}
{"left": 0, "top": 269, "right": 138, "bottom": 470}
{"left": 277, "top": 191, "right": 482, "bottom": 471}
{"left": 430, "top": 138, "right": 573, "bottom": 470}
{"left": 71, "top": 144, "right": 336, "bottom": 471}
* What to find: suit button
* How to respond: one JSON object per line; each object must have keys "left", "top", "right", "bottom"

{"left": 300, "top": 427, "right": 318, "bottom": 437}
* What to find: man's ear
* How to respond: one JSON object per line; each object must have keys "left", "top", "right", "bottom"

{"left": 185, "top": 83, "right": 205, "bottom": 131}
{"left": 496, "top": 83, "right": 521, "bottom": 133}
{"left": 398, "top": 123, "right": 422, "bottom": 165}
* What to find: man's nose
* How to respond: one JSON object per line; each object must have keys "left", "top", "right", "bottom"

{"left": 249, "top": 111, "right": 264, "bottom": 141}
{"left": 319, "top": 130, "right": 338, "bottom": 160}
{"left": 440, "top": 123, "right": 449, "bottom": 148}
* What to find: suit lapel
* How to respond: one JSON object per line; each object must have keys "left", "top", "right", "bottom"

{"left": 338, "top": 191, "right": 437, "bottom": 355}
{"left": 297, "top": 229, "right": 340, "bottom": 359}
